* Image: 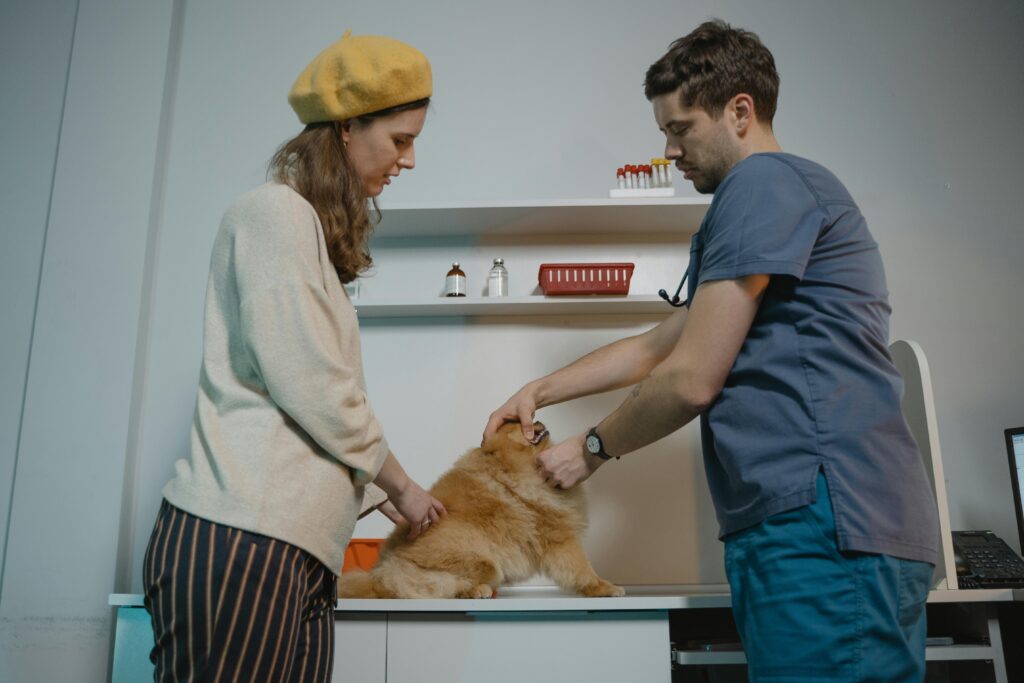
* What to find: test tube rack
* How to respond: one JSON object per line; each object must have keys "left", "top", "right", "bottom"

{"left": 609, "top": 158, "right": 675, "bottom": 198}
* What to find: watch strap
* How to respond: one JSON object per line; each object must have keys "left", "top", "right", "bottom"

{"left": 586, "top": 427, "right": 618, "bottom": 461}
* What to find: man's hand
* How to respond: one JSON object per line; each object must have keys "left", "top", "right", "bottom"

{"left": 536, "top": 433, "right": 604, "bottom": 489}
{"left": 483, "top": 384, "right": 539, "bottom": 442}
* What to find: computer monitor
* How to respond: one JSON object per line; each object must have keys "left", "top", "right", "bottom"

{"left": 1005, "top": 426, "right": 1024, "bottom": 554}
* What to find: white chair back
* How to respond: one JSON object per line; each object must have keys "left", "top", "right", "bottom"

{"left": 890, "top": 339, "right": 957, "bottom": 589}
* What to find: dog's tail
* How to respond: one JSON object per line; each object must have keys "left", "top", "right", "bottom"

{"left": 337, "top": 569, "right": 395, "bottom": 599}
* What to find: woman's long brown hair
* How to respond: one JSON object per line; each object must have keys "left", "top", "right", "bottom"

{"left": 269, "top": 99, "right": 429, "bottom": 284}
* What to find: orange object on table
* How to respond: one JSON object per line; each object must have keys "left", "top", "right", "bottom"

{"left": 342, "top": 538, "right": 384, "bottom": 573}
{"left": 538, "top": 263, "right": 635, "bottom": 295}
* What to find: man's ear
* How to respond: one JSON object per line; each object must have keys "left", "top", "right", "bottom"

{"left": 730, "top": 93, "right": 755, "bottom": 135}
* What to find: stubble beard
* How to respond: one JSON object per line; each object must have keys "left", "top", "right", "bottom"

{"left": 692, "top": 131, "right": 741, "bottom": 194}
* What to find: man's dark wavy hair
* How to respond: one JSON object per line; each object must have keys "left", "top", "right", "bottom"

{"left": 644, "top": 19, "right": 779, "bottom": 125}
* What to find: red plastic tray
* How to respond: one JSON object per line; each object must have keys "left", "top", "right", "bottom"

{"left": 538, "top": 263, "right": 635, "bottom": 295}
{"left": 342, "top": 538, "right": 384, "bottom": 573}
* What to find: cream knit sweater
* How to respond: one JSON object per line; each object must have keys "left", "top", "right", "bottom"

{"left": 163, "top": 182, "right": 389, "bottom": 573}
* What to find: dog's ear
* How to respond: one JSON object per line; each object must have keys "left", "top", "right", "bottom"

{"left": 481, "top": 426, "right": 537, "bottom": 462}
{"left": 481, "top": 429, "right": 508, "bottom": 455}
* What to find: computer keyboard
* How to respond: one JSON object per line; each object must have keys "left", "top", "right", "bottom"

{"left": 953, "top": 530, "right": 1024, "bottom": 589}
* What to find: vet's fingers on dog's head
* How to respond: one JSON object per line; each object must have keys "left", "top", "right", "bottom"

{"left": 518, "top": 408, "right": 535, "bottom": 440}
{"left": 482, "top": 412, "right": 505, "bottom": 441}
{"left": 479, "top": 411, "right": 516, "bottom": 444}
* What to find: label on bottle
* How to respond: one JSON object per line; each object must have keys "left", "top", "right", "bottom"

{"left": 487, "top": 272, "right": 508, "bottom": 296}
{"left": 446, "top": 274, "right": 465, "bottom": 296}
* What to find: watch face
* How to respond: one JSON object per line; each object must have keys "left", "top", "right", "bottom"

{"left": 586, "top": 434, "right": 601, "bottom": 454}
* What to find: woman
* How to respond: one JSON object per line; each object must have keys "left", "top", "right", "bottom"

{"left": 142, "top": 31, "right": 445, "bottom": 683}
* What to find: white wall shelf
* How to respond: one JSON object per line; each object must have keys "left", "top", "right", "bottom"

{"left": 353, "top": 295, "right": 673, "bottom": 318}
{"left": 373, "top": 197, "right": 711, "bottom": 237}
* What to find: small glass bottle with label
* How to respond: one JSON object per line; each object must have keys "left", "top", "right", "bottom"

{"left": 487, "top": 258, "right": 508, "bottom": 296}
{"left": 444, "top": 262, "right": 467, "bottom": 297}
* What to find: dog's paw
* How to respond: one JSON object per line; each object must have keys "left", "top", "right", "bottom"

{"left": 458, "top": 584, "right": 496, "bottom": 599}
{"left": 581, "top": 580, "right": 625, "bottom": 598}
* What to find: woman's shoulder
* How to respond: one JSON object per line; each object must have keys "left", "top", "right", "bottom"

{"left": 223, "top": 182, "right": 316, "bottom": 227}
{"left": 214, "top": 183, "right": 325, "bottom": 269}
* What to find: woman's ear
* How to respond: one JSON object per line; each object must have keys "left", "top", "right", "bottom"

{"left": 339, "top": 120, "right": 352, "bottom": 146}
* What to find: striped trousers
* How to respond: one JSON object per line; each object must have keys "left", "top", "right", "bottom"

{"left": 143, "top": 500, "right": 336, "bottom": 683}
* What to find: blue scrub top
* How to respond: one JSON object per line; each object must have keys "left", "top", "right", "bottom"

{"left": 687, "top": 152, "right": 939, "bottom": 564}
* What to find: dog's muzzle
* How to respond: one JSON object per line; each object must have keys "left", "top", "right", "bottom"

{"left": 529, "top": 426, "right": 549, "bottom": 445}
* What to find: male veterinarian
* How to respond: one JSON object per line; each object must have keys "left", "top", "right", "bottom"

{"left": 485, "top": 20, "right": 939, "bottom": 682}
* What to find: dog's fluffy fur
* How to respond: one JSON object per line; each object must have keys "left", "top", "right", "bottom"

{"left": 338, "top": 423, "right": 624, "bottom": 599}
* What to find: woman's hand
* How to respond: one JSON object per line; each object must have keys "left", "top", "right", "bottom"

{"left": 372, "top": 452, "right": 445, "bottom": 539}
{"left": 389, "top": 479, "right": 447, "bottom": 540}
{"left": 374, "top": 500, "right": 403, "bottom": 525}
{"left": 483, "top": 384, "right": 539, "bottom": 442}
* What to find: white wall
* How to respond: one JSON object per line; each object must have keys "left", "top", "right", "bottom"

{"left": 0, "top": 0, "right": 177, "bottom": 679}
{"left": 2, "top": 1, "right": 1022, "bottom": 680}
{"left": 0, "top": 0, "right": 78, "bottom": 608}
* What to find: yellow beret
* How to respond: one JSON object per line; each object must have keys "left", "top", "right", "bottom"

{"left": 288, "top": 30, "right": 432, "bottom": 124}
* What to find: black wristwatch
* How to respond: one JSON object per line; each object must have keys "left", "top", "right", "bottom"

{"left": 585, "top": 427, "right": 618, "bottom": 461}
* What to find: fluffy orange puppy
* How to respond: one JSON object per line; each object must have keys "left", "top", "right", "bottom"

{"left": 339, "top": 422, "right": 624, "bottom": 599}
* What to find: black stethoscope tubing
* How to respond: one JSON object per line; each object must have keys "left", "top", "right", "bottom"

{"left": 658, "top": 270, "right": 689, "bottom": 308}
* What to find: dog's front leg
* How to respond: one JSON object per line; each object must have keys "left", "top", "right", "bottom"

{"left": 539, "top": 539, "right": 625, "bottom": 597}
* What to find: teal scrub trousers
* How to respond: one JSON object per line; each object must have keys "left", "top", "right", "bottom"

{"left": 724, "top": 472, "right": 934, "bottom": 682}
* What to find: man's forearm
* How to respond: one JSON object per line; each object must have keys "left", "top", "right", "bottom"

{"left": 595, "top": 370, "right": 707, "bottom": 457}
{"left": 532, "top": 333, "right": 668, "bottom": 408}
{"left": 580, "top": 277, "right": 766, "bottom": 461}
